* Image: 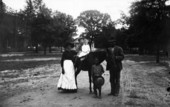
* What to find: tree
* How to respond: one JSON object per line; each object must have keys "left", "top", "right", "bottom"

{"left": 22, "top": 0, "right": 53, "bottom": 54}
{"left": 0, "top": 0, "right": 5, "bottom": 52}
{"left": 21, "top": 0, "right": 36, "bottom": 51}
{"left": 77, "top": 10, "right": 112, "bottom": 46}
{"left": 97, "top": 22, "right": 116, "bottom": 48}
{"left": 31, "top": 2, "right": 52, "bottom": 55}
{"left": 127, "top": 0, "right": 170, "bottom": 62}
{"left": 115, "top": 12, "right": 130, "bottom": 29}
{"left": 52, "top": 11, "right": 77, "bottom": 49}
{"left": 0, "top": 0, "right": 5, "bottom": 23}
{"left": 22, "top": 0, "right": 76, "bottom": 54}
{"left": 0, "top": 0, "right": 20, "bottom": 52}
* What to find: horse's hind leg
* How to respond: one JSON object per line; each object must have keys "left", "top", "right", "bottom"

{"left": 75, "top": 69, "right": 81, "bottom": 88}
{"left": 75, "top": 68, "right": 81, "bottom": 77}
{"left": 88, "top": 70, "right": 92, "bottom": 93}
{"left": 74, "top": 59, "right": 81, "bottom": 89}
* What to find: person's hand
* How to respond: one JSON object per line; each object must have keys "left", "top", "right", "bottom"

{"left": 62, "top": 68, "right": 65, "bottom": 74}
{"left": 91, "top": 77, "right": 93, "bottom": 82}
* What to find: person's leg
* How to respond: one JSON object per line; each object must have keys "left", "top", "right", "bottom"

{"left": 99, "top": 87, "right": 101, "bottom": 98}
{"left": 114, "top": 70, "right": 121, "bottom": 96}
{"left": 108, "top": 70, "right": 115, "bottom": 95}
{"left": 93, "top": 81, "right": 96, "bottom": 94}
{"left": 111, "top": 79, "right": 115, "bottom": 94}
{"left": 93, "top": 77, "right": 97, "bottom": 96}
{"left": 108, "top": 70, "right": 112, "bottom": 95}
{"left": 94, "top": 85, "right": 97, "bottom": 96}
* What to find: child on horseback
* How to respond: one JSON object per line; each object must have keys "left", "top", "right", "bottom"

{"left": 77, "top": 38, "right": 90, "bottom": 60}
{"left": 75, "top": 38, "right": 91, "bottom": 71}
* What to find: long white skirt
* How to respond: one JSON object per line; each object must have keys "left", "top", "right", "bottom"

{"left": 57, "top": 60, "right": 77, "bottom": 91}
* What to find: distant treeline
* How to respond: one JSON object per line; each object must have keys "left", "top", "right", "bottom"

{"left": 0, "top": 0, "right": 170, "bottom": 63}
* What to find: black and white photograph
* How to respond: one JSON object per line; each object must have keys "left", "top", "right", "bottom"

{"left": 0, "top": 0, "right": 170, "bottom": 107}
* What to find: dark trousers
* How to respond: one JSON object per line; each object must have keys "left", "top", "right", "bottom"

{"left": 109, "top": 68, "right": 121, "bottom": 95}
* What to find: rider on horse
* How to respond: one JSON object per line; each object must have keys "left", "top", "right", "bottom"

{"left": 75, "top": 38, "right": 91, "bottom": 71}
{"left": 77, "top": 38, "right": 91, "bottom": 60}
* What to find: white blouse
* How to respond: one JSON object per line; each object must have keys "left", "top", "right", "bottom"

{"left": 78, "top": 44, "right": 90, "bottom": 57}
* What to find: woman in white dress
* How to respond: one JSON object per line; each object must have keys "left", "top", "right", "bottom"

{"left": 57, "top": 42, "right": 77, "bottom": 92}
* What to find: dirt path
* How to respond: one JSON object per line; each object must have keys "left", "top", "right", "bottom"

{"left": 122, "top": 60, "right": 170, "bottom": 107}
{"left": 1, "top": 57, "right": 170, "bottom": 107}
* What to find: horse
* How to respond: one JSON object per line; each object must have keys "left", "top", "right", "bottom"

{"left": 74, "top": 49, "right": 107, "bottom": 93}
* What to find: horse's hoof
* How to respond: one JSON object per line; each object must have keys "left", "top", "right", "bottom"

{"left": 167, "top": 87, "right": 170, "bottom": 92}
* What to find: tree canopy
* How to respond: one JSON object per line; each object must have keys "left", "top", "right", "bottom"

{"left": 52, "top": 11, "right": 77, "bottom": 47}
{"left": 77, "top": 10, "right": 112, "bottom": 42}
{"left": 21, "top": 0, "right": 77, "bottom": 54}
{"left": 127, "top": 0, "right": 170, "bottom": 62}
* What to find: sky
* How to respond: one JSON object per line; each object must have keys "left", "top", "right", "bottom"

{"left": 4, "top": 0, "right": 135, "bottom": 21}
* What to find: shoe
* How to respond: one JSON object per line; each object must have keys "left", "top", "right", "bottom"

{"left": 93, "top": 95, "right": 98, "bottom": 98}
{"left": 98, "top": 96, "right": 102, "bottom": 99}
{"left": 108, "top": 93, "right": 114, "bottom": 96}
{"left": 113, "top": 93, "right": 118, "bottom": 96}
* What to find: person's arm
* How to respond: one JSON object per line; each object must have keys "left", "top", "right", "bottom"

{"left": 91, "top": 65, "right": 94, "bottom": 76}
{"left": 91, "top": 65, "right": 95, "bottom": 81}
{"left": 86, "top": 45, "right": 91, "bottom": 53}
{"left": 115, "top": 47, "right": 124, "bottom": 61}
{"left": 71, "top": 50, "right": 77, "bottom": 63}
{"left": 106, "top": 48, "right": 110, "bottom": 62}
{"left": 61, "top": 52, "right": 66, "bottom": 74}
{"left": 100, "top": 65, "right": 104, "bottom": 74}
{"left": 60, "top": 53, "right": 64, "bottom": 68}
{"left": 82, "top": 45, "right": 90, "bottom": 53}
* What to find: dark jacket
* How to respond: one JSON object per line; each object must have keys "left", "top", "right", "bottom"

{"left": 106, "top": 46, "right": 124, "bottom": 71}
{"left": 91, "top": 64, "right": 104, "bottom": 77}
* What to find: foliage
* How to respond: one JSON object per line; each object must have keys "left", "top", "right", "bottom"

{"left": 115, "top": 12, "right": 130, "bottom": 29}
{"left": 21, "top": 0, "right": 76, "bottom": 53}
{"left": 97, "top": 22, "right": 116, "bottom": 48}
{"left": 126, "top": 0, "right": 170, "bottom": 62}
{"left": 52, "top": 11, "right": 77, "bottom": 47}
{"left": 128, "top": 0, "right": 170, "bottom": 47}
{"left": 21, "top": 0, "right": 36, "bottom": 48}
{"left": 0, "top": 0, "right": 21, "bottom": 52}
{"left": 0, "top": 0, "right": 6, "bottom": 20}
{"left": 77, "top": 10, "right": 112, "bottom": 42}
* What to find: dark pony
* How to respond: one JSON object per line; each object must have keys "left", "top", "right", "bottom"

{"left": 74, "top": 49, "right": 107, "bottom": 93}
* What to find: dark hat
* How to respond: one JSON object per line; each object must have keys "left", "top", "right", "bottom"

{"left": 108, "top": 37, "right": 117, "bottom": 43}
{"left": 107, "top": 38, "right": 116, "bottom": 47}
{"left": 64, "top": 42, "right": 74, "bottom": 48}
{"left": 94, "top": 76, "right": 105, "bottom": 87}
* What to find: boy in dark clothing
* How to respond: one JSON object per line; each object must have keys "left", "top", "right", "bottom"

{"left": 91, "top": 57, "right": 105, "bottom": 98}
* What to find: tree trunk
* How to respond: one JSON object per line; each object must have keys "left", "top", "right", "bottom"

{"left": 156, "top": 45, "right": 160, "bottom": 63}
{"left": 44, "top": 46, "right": 47, "bottom": 55}
{"left": 60, "top": 46, "right": 63, "bottom": 52}
{"left": 139, "top": 47, "right": 144, "bottom": 55}
{"left": 35, "top": 44, "right": 38, "bottom": 53}
{"left": 49, "top": 45, "right": 52, "bottom": 53}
